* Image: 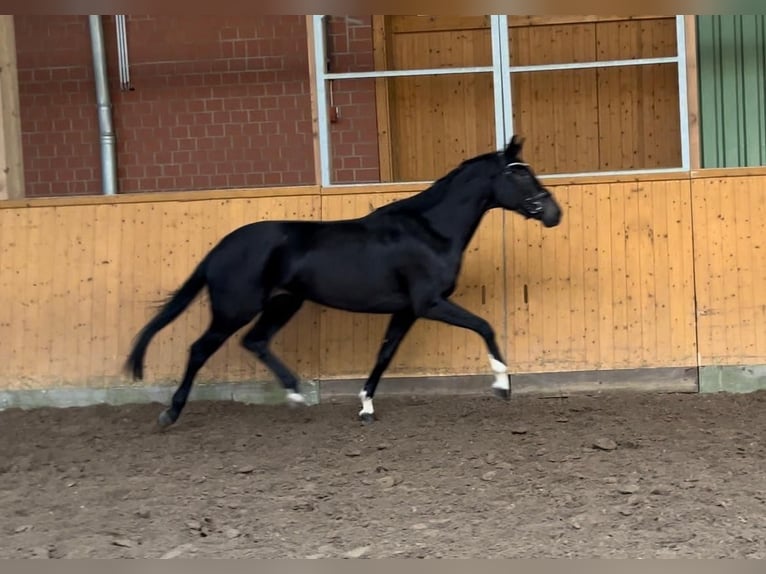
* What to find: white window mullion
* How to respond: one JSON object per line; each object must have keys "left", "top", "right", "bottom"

{"left": 676, "top": 14, "right": 691, "bottom": 171}
{"left": 312, "top": 15, "right": 332, "bottom": 188}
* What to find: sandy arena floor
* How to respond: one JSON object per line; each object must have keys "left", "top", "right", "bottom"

{"left": 1, "top": 390, "right": 765, "bottom": 558}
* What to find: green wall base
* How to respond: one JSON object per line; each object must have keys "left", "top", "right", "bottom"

{"left": 699, "top": 365, "right": 766, "bottom": 393}
{"left": 0, "top": 380, "right": 319, "bottom": 411}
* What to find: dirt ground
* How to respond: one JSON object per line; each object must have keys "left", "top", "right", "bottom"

{"left": 1, "top": 389, "right": 766, "bottom": 559}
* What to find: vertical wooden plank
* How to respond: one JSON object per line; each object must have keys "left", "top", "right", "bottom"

{"left": 73, "top": 205, "right": 96, "bottom": 379}
{"left": 0, "top": 210, "right": 11, "bottom": 375}
{"left": 126, "top": 202, "right": 154, "bottom": 374}
{"left": 685, "top": 16, "right": 701, "bottom": 170}
{"left": 748, "top": 179, "right": 766, "bottom": 358}
{"left": 719, "top": 180, "right": 742, "bottom": 358}
{"left": 689, "top": 179, "right": 710, "bottom": 362}
{"left": 526, "top": 215, "right": 546, "bottom": 370}
{"left": 372, "top": 16, "right": 394, "bottom": 183}
{"left": 5, "top": 209, "right": 23, "bottom": 375}
{"left": 703, "top": 178, "right": 725, "bottom": 362}
{"left": 49, "top": 206, "right": 76, "bottom": 376}
{"left": 141, "top": 202, "right": 168, "bottom": 379}
{"left": 89, "top": 205, "right": 108, "bottom": 378}
{"left": 580, "top": 185, "right": 600, "bottom": 368}
{"left": 609, "top": 184, "right": 629, "bottom": 366}
{"left": 596, "top": 184, "right": 615, "bottom": 367}
{"left": 551, "top": 190, "right": 572, "bottom": 366}
{"left": 101, "top": 204, "right": 122, "bottom": 379}
{"left": 622, "top": 184, "right": 643, "bottom": 364}
{"left": 18, "top": 208, "right": 40, "bottom": 378}
{"left": 637, "top": 184, "right": 658, "bottom": 364}
{"left": 506, "top": 208, "right": 530, "bottom": 369}
{"left": 36, "top": 208, "right": 56, "bottom": 380}
{"left": 117, "top": 203, "right": 138, "bottom": 378}
{"left": 677, "top": 179, "right": 697, "bottom": 366}
{"left": 651, "top": 182, "right": 672, "bottom": 365}
{"left": 733, "top": 178, "right": 756, "bottom": 358}
{"left": 0, "top": 16, "right": 24, "bottom": 199}
{"left": 304, "top": 16, "right": 322, "bottom": 186}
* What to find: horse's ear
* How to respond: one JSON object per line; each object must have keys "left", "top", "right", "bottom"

{"left": 504, "top": 135, "right": 525, "bottom": 162}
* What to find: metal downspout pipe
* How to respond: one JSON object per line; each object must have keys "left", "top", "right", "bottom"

{"left": 88, "top": 15, "right": 117, "bottom": 195}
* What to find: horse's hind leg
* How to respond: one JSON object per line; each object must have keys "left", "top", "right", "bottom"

{"left": 158, "top": 315, "right": 246, "bottom": 428}
{"left": 358, "top": 310, "right": 416, "bottom": 423}
{"left": 241, "top": 293, "right": 306, "bottom": 405}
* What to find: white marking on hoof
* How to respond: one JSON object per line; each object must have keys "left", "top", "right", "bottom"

{"left": 286, "top": 391, "right": 306, "bottom": 406}
{"left": 488, "top": 354, "right": 510, "bottom": 392}
{"left": 358, "top": 390, "right": 374, "bottom": 417}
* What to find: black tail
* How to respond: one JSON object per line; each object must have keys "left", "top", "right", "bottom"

{"left": 125, "top": 261, "right": 207, "bottom": 380}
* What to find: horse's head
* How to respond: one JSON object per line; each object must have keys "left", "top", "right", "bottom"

{"left": 492, "top": 136, "right": 562, "bottom": 228}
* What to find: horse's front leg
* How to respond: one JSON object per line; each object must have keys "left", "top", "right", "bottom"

{"left": 416, "top": 297, "right": 510, "bottom": 399}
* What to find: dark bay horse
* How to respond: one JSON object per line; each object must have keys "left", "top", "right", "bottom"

{"left": 125, "top": 136, "right": 562, "bottom": 426}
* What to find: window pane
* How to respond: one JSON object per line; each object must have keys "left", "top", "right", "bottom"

{"left": 329, "top": 72, "right": 496, "bottom": 184}
{"left": 325, "top": 15, "right": 493, "bottom": 75}
{"left": 508, "top": 17, "right": 677, "bottom": 67}
{"left": 15, "top": 15, "right": 316, "bottom": 196}
{"left": 511, "top": 63, "right": 681, "bottom": 174}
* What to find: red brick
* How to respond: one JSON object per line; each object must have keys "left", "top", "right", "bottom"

{"left": 15, "top": 15, "right": 371, "bottom": 196}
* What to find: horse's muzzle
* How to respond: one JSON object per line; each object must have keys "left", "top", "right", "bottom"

{"left": 541, "top": 199, "right": 562, "bottom": 228}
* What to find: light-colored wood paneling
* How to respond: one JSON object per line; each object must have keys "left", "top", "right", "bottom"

{"left": 10, "top": 173, "right": 766, "bottom": 392}
{"left": 372, "top": 16, "right": 394, "bottom": 182}
{"left": 390, "top": 16, "right": 490, "bottom": 35}
{"left": 505, "top": 179, "right": 697, "bottom": 372}
{"left": 509, "top": 16, "right": 668, "bottom": 28}
{"left": 319, "top": 192, "right": 506, "bottom": 379}
{"left": 510, "top": 17, "right": 681, "bottom": 174}
{"left": 0, "top": 195, "right": 320, "bottom": 390}
{"left": 684, "top": 16, "right": 701, "bottom": 170}
{"left": 383, "top": 19, "right": 495, "bottom": 182}
{"left": 692, "top": 176, "right": 766, "bottom": 365}
{"left": 374, "top": 16, "right": 680, "bottom": 180}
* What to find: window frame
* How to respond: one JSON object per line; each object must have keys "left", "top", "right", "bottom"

{"left": 311, "top": 15, "right": 691, "bottom": 187}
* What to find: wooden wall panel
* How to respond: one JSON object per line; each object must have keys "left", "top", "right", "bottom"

{"left": 692, "top": 176, "right": 766, "bottom": 365}
{"left": 0, "top": 195, "right": 320, "bottom": 390}
{"left": 11, "top": 174, "right": 766, "bottom": 392}
{"left": 319, "top": 192, "right": 506, "bottom": 379}
{"left": 385, "top": 20, "right": 495, "bottom": 182}
{"left": 508, "top": 17, "right": 680, "bottom": 174}
{"left": 505, "top": 179, "right": 697, "bottom": 372}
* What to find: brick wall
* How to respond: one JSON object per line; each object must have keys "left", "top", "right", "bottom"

{"left": 326, "top": 16, "right": 380, "bottom": 184}
{"left": 15, "top": 15, "right": 318, "bottom": 197}
{"left": 15, "top": 16, "right": 100, "bottom": 197}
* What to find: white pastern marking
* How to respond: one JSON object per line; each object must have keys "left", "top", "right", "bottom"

{"left": 286, "top": 391, "right": 306, "bottom": 405}
{"left": 488, "top": 354, "right": 510, "bottom": 391}
{"left": 358, "top": 390, "right": 374, "bottom": 416}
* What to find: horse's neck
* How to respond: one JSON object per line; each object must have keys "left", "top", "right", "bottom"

{"left": 421, "top": 183, "right": 492, "bottom": 252}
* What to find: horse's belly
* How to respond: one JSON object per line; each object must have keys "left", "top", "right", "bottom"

{"left": 289, "top": 263, "right": 409, "bottom": 313}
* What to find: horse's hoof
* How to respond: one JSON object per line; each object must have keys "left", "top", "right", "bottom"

{"left": 493, "top": 387, "right": 510, "bottom": 400}
{"left": 359, "top": 413, "right": 375, "bottom": 425}
{"left": 157, "top": 409, "right": 175, "bottom": 429}
{"left": 286, "top": 392, "right": 307, "bottom": 408}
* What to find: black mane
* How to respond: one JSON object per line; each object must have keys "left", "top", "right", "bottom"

{"left": 371, "top": 150, "right": 504, "bottom": 217}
